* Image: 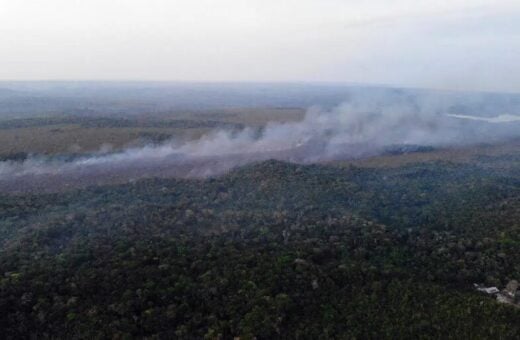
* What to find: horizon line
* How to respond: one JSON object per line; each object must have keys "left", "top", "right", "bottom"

{"left": 1, "top": 79, "right": 519, "bottom": 95}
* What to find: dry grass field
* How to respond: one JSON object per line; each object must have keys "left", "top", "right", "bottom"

{"left": 0, "top": 107, "right": 306, "bottom": 156}
{"left": 168, "top": 107, "right": 305, "bottom": 126}
{"left": 0, "top": 125, "right": 209, "bottom": 155}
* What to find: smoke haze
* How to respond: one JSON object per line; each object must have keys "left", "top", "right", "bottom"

{"left": 2, "top": 1, "right": 520, "bottom": 93}
{"left": 1, "top": 89, "right": 519, "bottom": 192}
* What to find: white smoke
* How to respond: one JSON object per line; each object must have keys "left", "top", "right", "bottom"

{"left": 0, "top": 94, "right": 519, "bottom": 192}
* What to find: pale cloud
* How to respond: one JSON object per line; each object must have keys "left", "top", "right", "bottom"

{"left": 0, "top": 0, "right": 519, "bottom": 92}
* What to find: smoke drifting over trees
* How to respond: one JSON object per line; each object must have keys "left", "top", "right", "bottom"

{"left": 0, "top": 87, "right": 519, "bottom": 192}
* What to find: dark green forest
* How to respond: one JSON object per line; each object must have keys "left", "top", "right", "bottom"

{"left": 1, "top": 156, "right": 519, "bottom": 338}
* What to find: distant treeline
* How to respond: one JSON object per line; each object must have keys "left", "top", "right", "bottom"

{"left": 0, "top": 116, "right": 244, "bottom": 130}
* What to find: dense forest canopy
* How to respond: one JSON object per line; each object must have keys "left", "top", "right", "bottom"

{"left": 1, "top": 153, "right": 519, "bottom": 338}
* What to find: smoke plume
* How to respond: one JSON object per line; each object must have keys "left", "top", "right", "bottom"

{"left": 0, "top": 92, "right": 519, "bottom": 192}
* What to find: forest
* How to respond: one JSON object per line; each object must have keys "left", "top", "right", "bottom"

{"left": 1, "top": 152, "right": 519, "bottom": 338}
{"left": 2, "top": 0, "right": 520, "bottom": 336}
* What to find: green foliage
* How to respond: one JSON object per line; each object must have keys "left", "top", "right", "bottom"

{"left": 0, "top": 157, "right": 519, "bottom": 338}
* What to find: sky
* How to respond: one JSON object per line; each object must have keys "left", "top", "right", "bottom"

{"left": 1, "top": 0, "right": 520, "bottom": 92}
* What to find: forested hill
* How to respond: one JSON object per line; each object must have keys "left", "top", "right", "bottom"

{"left": 1, "top": 157, "right": 519, "bottom": 338}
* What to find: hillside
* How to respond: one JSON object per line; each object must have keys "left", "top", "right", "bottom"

{"left": 1, "top": 155, "right": 519, "bottom": 338}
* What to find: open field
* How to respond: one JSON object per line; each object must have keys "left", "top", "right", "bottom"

{"left": 0, "top": 108, "right": 305, "bottom": 157}
{"left": 0, "top": 124, "right": 209, "bottom": 156}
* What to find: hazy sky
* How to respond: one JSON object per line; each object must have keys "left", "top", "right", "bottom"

{"left": 1, "top": 0, "right": 520, "bottom": 92}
